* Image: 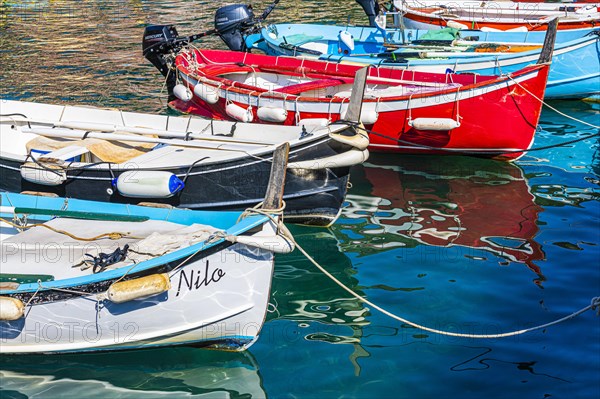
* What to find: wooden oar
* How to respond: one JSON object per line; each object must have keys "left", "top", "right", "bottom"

{"left": 1, "top": 116, "right": 273, "bottom": 146}
{"left": 21, "top": 127, "right": 264, "bottom": 152}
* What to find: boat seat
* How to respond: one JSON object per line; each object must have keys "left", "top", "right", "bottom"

{"left": 35, "top": 145, "right": 89, "bottom": 162}
{"left": 273, "top": 78, "right": 347, "bottom": 95}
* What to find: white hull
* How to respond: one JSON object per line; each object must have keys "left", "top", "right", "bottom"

{"left": 0, "top": 223, "right": 276, "bottom": 354}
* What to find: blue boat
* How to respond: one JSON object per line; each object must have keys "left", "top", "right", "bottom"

{"left": 244, "top": 23, "right": 600, "bottom": 99}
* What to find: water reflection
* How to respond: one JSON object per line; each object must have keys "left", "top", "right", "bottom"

{"left": 271, "top": 227, "right": 386, "bottom": 375}
{"left": 0, "top": 347, "right": 265, "bottom": 398}
{"left": 334, "top": 155, "right": 547, "bottom": 284}
{"left": 0, "top": 0, "right": 367, "bottom": 111}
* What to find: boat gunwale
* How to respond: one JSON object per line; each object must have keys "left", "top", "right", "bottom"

{"left": 176, "top": 49, "right": 549, "bottom": 105}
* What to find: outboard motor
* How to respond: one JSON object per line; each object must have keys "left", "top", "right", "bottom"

{"left": 142, "top": 25, "right": 181, "bottom": 77}
{"left": 355, "top": 0, "right": 381, "bottom": 27}
{"left": 214, "top": 4, "right": 256, "bottom": 51}
{"left": 142, "top": 25, "right": 183, "bottom": 100}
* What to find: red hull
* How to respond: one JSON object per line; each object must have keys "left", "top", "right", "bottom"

{"left": 173, "top": 50, "right": 550, "bottom": 160}
{"left": 402, "top": 9, "right": 599, "bottom": 30}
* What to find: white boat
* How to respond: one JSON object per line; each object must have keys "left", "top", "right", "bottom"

{"left": 0, "top": 159, "right": 292, "bottom": 354}
{"left": 0, "top": 100, "right": 369, "bottom": 226}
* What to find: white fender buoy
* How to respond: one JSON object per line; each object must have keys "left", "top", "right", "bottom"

{"left": 257, "top": 106, "right": 288, "bottom": 123}
{"left": 340, "top": 109, "right": 379, "bottom": 125}
{"left": 339, "top": 30, "right": 355, "bottom": 51}
{"left": 115, "top": 171, "right": 185, "bottom": 198}
{"left": 173, "top": 84, "right": 193, "bottom": 102}
{"left": 289, "top": 148, "right": 369, "bottom": 170}
{"left": 107, "top": 274, "right": 171, "bottom": 303}
{"left": 298, "top": 118, "right": 330, "bottom": 128}
{"left": 20, "top": 162, "right": 67, "bottom": 186}
{"left": 226, "top": 103, "right": 253, "bottom": 123}
{"left": 329, "top": 129, "right": 370, "bottom": 150}
{"left": 193, "top": 83, "right": 220, "bottom": 104}
{"left": 227, "top": 234, "right": 295, "bottom": 254}
{"left": 0, "top": 297, "right": 25, "bottom": 321}
{"left": 446, "top": 20, "right": 468, "bottom": 30}
{"left": 409, "top": 118, "right": 461, "bottom": 131}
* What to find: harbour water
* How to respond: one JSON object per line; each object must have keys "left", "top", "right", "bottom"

{"left": 1, "top": 1, "right": 599, "bottom": 398}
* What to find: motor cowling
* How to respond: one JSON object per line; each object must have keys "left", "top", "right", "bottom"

{"left": 355, "top": 0, "right": 381, "bottom": 27}
{"left": 142, "top": 25, "right": 180, "bottom": 76}
{"left": 142, "top": 25, "right": 182, "bottom": 100}
{"left": 215, "top": 4, "right": 256, "bottom": 51}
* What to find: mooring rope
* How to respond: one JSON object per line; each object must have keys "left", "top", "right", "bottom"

{"left": 288, "top": 235, "right": 600, "bottom": 338}
{"left": 508, "top": 75, "right": 600, "bottom": 131}
{"left": 331, "top": 119, "right": 599, "bottom": 156}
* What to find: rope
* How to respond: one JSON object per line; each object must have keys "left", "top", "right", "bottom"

{"left": 331, "top": 120, "right": 600, "bottom": 156}
{"left": 0, "top": 217, "right": 141, "bottom": 241}
{"left": 290, "top": 236, "right": 600, "bottom": 338}
{"left": 508, "top": 75, "right": 600, "bottom": 130}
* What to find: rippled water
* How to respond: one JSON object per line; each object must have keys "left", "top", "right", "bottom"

{"left": 1, "top": 1, "right": 599, "bottom": 398}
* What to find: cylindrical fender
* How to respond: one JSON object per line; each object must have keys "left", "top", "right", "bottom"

{"left": 193, "top": 83, "right": 220, "bottom": 104}
{"left": 114, "top": 171, "right": 185, "bottom": 198}
{"left": 107, "top": 273, "right": 171, "bottom": 303}
{"left": 226, "top": 103, "right": 253, "bottom": 123}
{"left": 257, "top": 106, "right": 288, "bottom": 123}
{"left": 289, "top": 148, "right": 369, "bottom": 170}
{"left": 20, "top": 162, "right": 67, "bottom": 186}
{"left": 227, "top": 234, "right": 295, "bottom": 254}
{"left": 0, "top": 297, "right": 25, "bottom": 321}
{"left": 173, "top": 84, "right": 193, "bottom": 102}
{"left": 409, "top": 118, "right": 461, "bottom": 131}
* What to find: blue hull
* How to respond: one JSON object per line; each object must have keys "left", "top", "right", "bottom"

{"left": 253, "top": 24, "right": 600, "bottom": 99}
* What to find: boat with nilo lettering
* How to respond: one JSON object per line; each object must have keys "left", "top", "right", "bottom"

{"left": 0, "top": 100, "right": 368, "bottom": 226}
{"left": 0, "top": 145, "right": 291, "bottom": 354}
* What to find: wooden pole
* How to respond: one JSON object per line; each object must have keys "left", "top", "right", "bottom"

{"left": 537, "top": 18, "right": 558, "bottom": 65}
{"left": 262, "top": 142, "right": 289, "bottom": 210}
{"left": 343, "top": 66, "right": 369, "bottom": 123}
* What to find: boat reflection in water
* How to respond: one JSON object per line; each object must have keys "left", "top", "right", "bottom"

{"left": 0, "top": 347, "right": 265, "bottom": 398}
{"left": 336, "top": 155, "right": 546, "bottom": 285}
{"left": 269, "top": 227, "right": 381, "bottom": 376}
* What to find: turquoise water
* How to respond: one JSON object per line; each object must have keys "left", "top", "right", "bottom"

{"left": 1, "top": 1, "right": 599, "bottom": 398}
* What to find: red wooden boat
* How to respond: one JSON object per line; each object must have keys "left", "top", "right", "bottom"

{"left": 396, "top": 0, "right": 600, "bottom": 31}
{"left": 168, "top": 48, "right": 549, "bottom": 160}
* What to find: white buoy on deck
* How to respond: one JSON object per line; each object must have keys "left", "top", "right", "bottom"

{"left": 339, "top": 30, "right": 355, "bottom": 51}
{"left": 115, "top": 171, "right": 185, "bottom": 198}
